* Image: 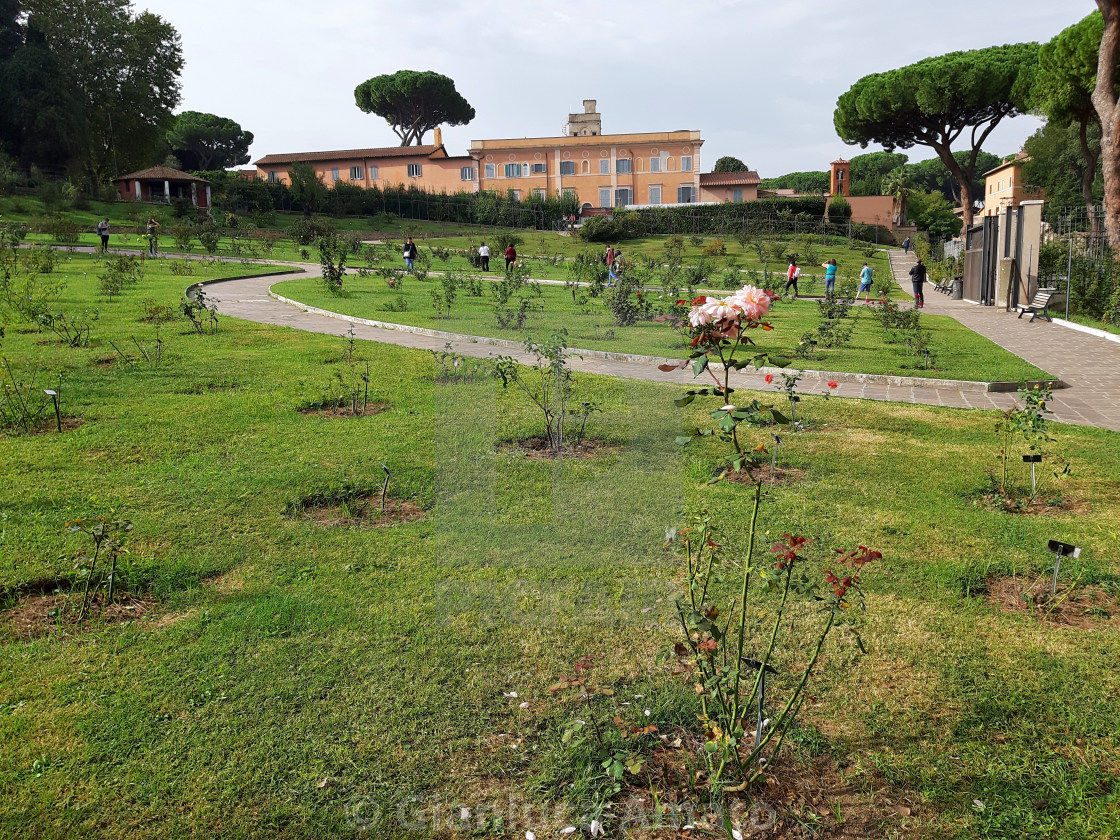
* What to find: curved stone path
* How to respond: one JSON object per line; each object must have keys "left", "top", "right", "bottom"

{"left": 203, "top": 266, "right": 1120, "bottom": 432}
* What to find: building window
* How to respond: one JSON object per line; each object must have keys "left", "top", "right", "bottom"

{"left": 615, "top": 188, "right": 633, "bottom": 207}
{"left": 350, "top": 166, "right": 364, "bottom": 180}
{"left": 681, "top": 156, "right": 693, "bottom": 172}
{"left": 562, "top": 187, "right": 576, "bottom": 200}
{"left": 677, "top": 185, "right": 696, "bottom": 203}
{"left": 485, "top": 163, "right": 496, "bottom": 179}
{"left": 599, "top": 159, "right": 610, "bottom": 175}
{"left": 616, "top": 158, "right": 632, "bottom": 174}
{"left": 530, "top": 162, "right": 547, "bottom": 174}
{"left": 504, "top": 163, "right": 521, "bottom": 178}
{"left": 369, "top": 165, "right": 378, "bottom": 179}
{"left": 407, "top": 163, "right": 422, "bottom": 178}
{"left": 460, "top": 166, "right": 475, "bottom": 181}
{"left": 533, "top": 188, "right": 546, "bottom": 199}
{"left": 733, "top": 188, "right": 743, "bottom": 202}
{"left": 268, "top": 171, "right": 277, "bottom": 183}
{"left": 649, "top": 185, "right": 661, "bottom": 205}
{"left": 331, "top": 168, "right": 340, "bottom": 181}
{"left": 649, "top": 157, "right": 661, "bottom": 173}
{"left": 559, "top": 160, "right": 576, "bottom": 176}
{"left": 510, "top": 189, "right": 521, "bottom": 201}
{"left": 837, "top": 170, "right": 845, "bottom": 181}
{"left": 598, "top": 187, "right": 611, "bottom": 207}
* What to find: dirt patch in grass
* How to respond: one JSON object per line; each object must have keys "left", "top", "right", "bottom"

{"left": 204, "top": 569, "right": 246, "bottom": 593}
{"left": 303, "top": 498, "right": 424, "bottom": 527}
{"left": 725, "top": 464, "right": 806, "bottom": 486}
{"left": 286, "top": 485, "right": 424, "bottom": 528}
{"left": 618, "top": 734, "right": 919, "bottom": 839}
{"left": 1, "top": 591, "right": 157, "bottom": 642}
{"left": 972, "top": 487, "right": 1088, "bottom": 516}
{"left": 1, "top": 416, "right": 84, "bottom": 437}
{"left": 298, "top": 401, "right": 389, "bottom": 419}
{"left": 984, "top": 574, "right": 1118, "bottom": 629}
{"left": 499, "top": 436, "right": 618, "bottom": 460}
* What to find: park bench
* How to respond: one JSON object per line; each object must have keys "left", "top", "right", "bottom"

{"left": 1016, "top": 287, "right": 1058, "bottom": 323}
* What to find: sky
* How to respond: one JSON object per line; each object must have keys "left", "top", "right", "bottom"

{"left": 140, "top": 0, "right": 1091, "bottom": 177}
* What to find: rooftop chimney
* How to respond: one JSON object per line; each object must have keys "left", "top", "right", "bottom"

{"left": 433, "top": 127, "right": 443, "bottom": 147}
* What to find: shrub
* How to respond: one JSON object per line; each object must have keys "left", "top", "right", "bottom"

{"left": 492, "top": 231, "right": 523, "bottom": 255}
{"left": 290, "top": 218, "right": 333, "bottom": 246}
{"left": 827, "top": 195, "right": 852, "bottom": 223}
{"left": 702, "top": 237, "right": 727, "bottom": 258}
{"left": 198, "top": 226, "right": 221, "bottom": 254}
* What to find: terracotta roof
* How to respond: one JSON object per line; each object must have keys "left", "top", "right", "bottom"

{"left": 983, "top": 153, "right": 1031, "bottom": 177}
{"left": 114, "top": 166, "right": 209, "bottom": 183}
{"left": 253, "top": 145, "right": 448, "bottom": 166}
{"left": 699, "top": 170, "right": 761, "bottom": 186}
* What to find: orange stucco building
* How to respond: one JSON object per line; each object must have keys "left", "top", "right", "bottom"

{"left": 698, "top": 170, "right": 761, "bottom": 203}
{"left": 253, "top": 128, "right": 477, "bottom": 194}
{"left": 469, "top": 101, "right": 703, "bottom": 209}
{"left": 981, "top": 153, "right": 1045, "bottom": 217}
{"left": 252, "top": 101, "right": 706, "bottom": 210}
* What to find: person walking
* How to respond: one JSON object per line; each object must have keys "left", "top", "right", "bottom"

{"left": 821, "top": 258, "right": 838, "bottom": 296}
{"left": 478, "top": 241, "right": 490, "bottom": 272}
{"left": 146, "top": 218, "right": 160, "bottom": 256}
{"left": 783, "top": 259, "right": 800, "bottom": 298}
{"left": 403, "top": 236, "right": 418, "bottom": 273}
{"left": 909, "top": 258, "right": 927, "bottom": 307}
{"left": 96, "top": 218, "right": 110, "bottom": 253}
{"left": 504, "top": 242, "right": 517, "bottom": 271}
{"left": 902, "top": 236, "right": 911, "bottom": 253}
{"left": 857, "top": 262, "right": 873, "bottom": 301}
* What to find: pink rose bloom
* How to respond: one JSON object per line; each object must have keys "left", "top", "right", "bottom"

{"left": 688, "top": 297, "right": 715, "bottom": 327}
{"left": 730, "top": 285, "right": 772, "bottom": 321}
{"left": 700, "top": 297, "right": 738, "bottom": 324}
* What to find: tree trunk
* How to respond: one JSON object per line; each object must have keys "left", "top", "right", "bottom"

{"left": 1078, "top": 115, "right": 1101, "bottom": 238}
{"left": 936, "top": 147, "right": 975, "bottom": 230}
{"left": 1093, "top": 0, "right": 1120, "bottom": 251}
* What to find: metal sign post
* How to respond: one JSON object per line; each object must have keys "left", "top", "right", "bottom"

{"left": 1023, "top": 454, "right": 1042, "bottom": 502}
{"left": 1047, "top": 540, "right": 1081, "bottom": 598}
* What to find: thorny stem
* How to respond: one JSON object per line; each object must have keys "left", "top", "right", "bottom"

{"left": 745, "top": 609, "right": 837, "bottom": 780}
{"left": 730, "top": 480, "right": 763, "bottom": 728}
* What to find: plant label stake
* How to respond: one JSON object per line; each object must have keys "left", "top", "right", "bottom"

{"left": 770, "top": 434, "right": 782, "bottom": 487}
{"left": 43, "top": 389, "right": 61, "bottom": 433}
{"left": 743, "top": 657, "right": 778, "bottom": 756}
{"left": 380, "top": 464, "right": 391, "bottom": 515}
{"left": 1023, "top": 454, "right": 1042, "bottom": 501}
{"left": 1047, "top": 540, "right": 1080, "bottom": 598}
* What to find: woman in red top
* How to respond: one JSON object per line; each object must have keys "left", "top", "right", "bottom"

{"left": 505, "top": 244, "right": 517, "bottom": 270}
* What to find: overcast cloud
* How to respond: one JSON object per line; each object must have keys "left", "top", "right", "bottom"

{"left": 140, "top": 0, "right": 1089, "bottom": 175}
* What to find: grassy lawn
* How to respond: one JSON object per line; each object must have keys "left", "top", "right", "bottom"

{"left": 1, "top": 252, "right": 1117, "bottom": 838}
{"left": 1, "top": 195, "right": 898, "bottom": 286}
{"left": 273, "top": 271, "right": 1052, "bottom": 383}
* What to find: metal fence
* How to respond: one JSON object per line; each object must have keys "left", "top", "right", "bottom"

{"left": 1039, "top": 205, "right": 1119, "bottom": 324}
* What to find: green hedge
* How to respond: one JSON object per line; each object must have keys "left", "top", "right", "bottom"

{"left": 635, "top": 198, "right": 828, "bottom": 236}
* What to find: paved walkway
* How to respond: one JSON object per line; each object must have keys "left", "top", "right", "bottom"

{"left": 204, "top": 268, "right": 1120, "bottom": 432}
{"left": 888, "top": 251, "right": 1120, "bottom": 431}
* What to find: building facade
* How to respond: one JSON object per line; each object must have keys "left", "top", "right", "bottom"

{"left": 252, "top": 102, "right": 703, "bottom": 211}
{"left": 253, "top": 129, "right": 477, "bottom": 194}
{"left": 981, "top": 153, "right": 1045, "bottom": 217}
{"left": 698, "top": 170, "right": 761, "bottom": 203}
{"left": 470, "top": 129, "right": 703, "bottom": 210}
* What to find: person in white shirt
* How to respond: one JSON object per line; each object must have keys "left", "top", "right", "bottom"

{"left": 478, "top": 241, "right": 490, "bottom": 272}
